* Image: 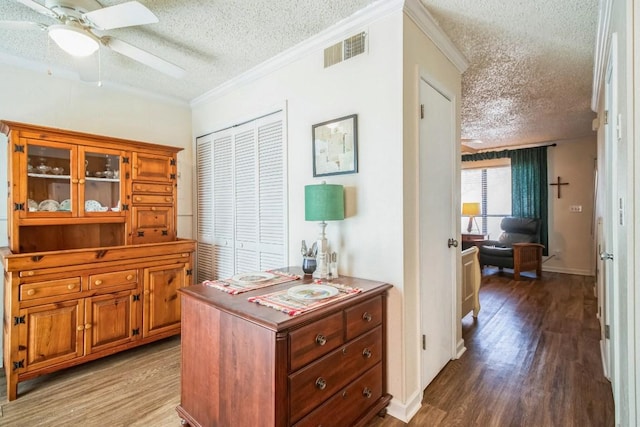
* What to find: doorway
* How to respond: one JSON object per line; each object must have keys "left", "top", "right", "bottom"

{"left": 418, "top": 76, "right": 458, "bottom": 389}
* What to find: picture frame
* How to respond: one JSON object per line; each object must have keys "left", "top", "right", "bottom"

{"left": 312, "top": 114, "right": 358, "bottom": 177}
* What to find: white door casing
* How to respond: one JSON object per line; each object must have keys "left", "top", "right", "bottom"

{"left": 418, "top": 76, "right": 458, "bottom": 389}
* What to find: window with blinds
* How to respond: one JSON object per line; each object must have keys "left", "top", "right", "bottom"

{"left": 195, "top": 111, "right": 286, "bottom": 282}
{"left": 461, "top": 161, "right": 512, "bottom": 239}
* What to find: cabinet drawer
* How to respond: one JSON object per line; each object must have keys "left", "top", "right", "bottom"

{"left": 131, "top": 206, "right": 175, "bottom": 244}
{"left": 293, "top": 363, "right": 383, "bottom": 427}
{"left": 89, "top": 269, "right": 137, "bottom": 290}
{"left": 345, "top": 296, "right": 382, "bottom": 341}
{"left": 132, "top": 182, "right": 173, "bottom": 195}
{"left": 289, "top": 327, "right": 382, "bottom": 423}
{"left": 289, "top": 311, "right": 344, "bottom": 372}
{"left": 132, "top": 194, "right": 174, "bottom": 205}
{"left": 20, "top": 277, "right": 81, "bottom": 301}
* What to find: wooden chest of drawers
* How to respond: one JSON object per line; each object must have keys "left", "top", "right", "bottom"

{"left": 176, "top": 270, "right": 392, "bottom": 427}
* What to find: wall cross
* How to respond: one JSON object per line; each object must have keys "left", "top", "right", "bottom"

{"left": 549, "top": 176, "right": 569, "bottom": 198}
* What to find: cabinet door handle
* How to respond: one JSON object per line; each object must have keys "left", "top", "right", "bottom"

{"left": 26, "top": 289, "right": 36, "bottom": 296}
{"left": 126, "top": 274, "right": 134, "bottom": 281}
{"left": 84, "top": 323, "right": 92, "bottom": 330}
{"left": 77, "top": 325, "right": 84, "bottom": 331}
{"left": 315, "top": 377, "right": 327, "bottom": 390}
{"left": 315, "top": 334, "right": 327, "bottom": 346}
{"left": 67, "top": 284, "right": 75, "bottom": 290}
{"left": 362, "top": 348, "right": 372, "bottom": 359}
{"left": 362, "top": 312, "right": 372, "bottom": 322}
{"left": 79, "top": 179, "right": 85, "bottom": 184}
{"left": 362, "top": 387, "right": 372, "bottom": 398}
{"left": 72, "top": 178, "right": 79, "bottom": 184}
{"left": 94, "top": 279, "right": 103, "bottom": 286}
{"left": 144, "top": 290, "right": 150, "bottom": 295}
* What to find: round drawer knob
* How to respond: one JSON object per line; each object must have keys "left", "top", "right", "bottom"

{"left": 67, "top": 284, "right": 75, "bottom": 290}
{"left": 362, "top": 348, "right": 372, "bottom": 359}
{"left": 27, "top": 271, "right": 35, "bottom": 276}
{"left": 94, "top": 279, "right": 103, "bottom": 286}
{"left": 135, "top": 197, "right": 142, "bottom": 202}
{"left": 362, "top": 312, "right": 372, "bottom": 322}
{"left": 342, "top": 391, "right": 348, "bottom": 399}
{"left": 165, "top": 197, "right": 172, "bottom": 202}
{"left": 77, "top": 325, "right": 84, "bottom": 331}
{"left": 136, "top": 185, "right": 142, "bottom": 190}
{"left": 151, "top": 207, "right": 157, "bottom": 211}
{"left": 362, "top": 387, "right": 372, "bottom": 398}
{"left": 126, "top": 275, "right": 134, "bottom": 281}
{"left": 315, "top": 377, "right": 327, "bottom": 390}
{"left": 315, "top": 334, "right": 327, "bottom": 346}
{"left": 165, "top": 187, "right": 172, "bottom": 192}
{"left": 27, "top": 289, "right": 36, "bottom": 296}
{"left": 85, "top": 323, "right": 92, "bottom": 330}
{"left": 79, "top": 179, "right": 85, "bottom": 184}
{"left": 72, "top": 179, "right": 79, "bottom": 184}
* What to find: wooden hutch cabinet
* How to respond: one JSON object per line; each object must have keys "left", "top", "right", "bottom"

{"left": 1, "top": 121, "right": 195, "bottom": 401}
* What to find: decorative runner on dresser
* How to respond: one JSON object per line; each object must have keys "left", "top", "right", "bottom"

{"left": 203, "top": 270, "right": 300, "bottom": 295}
{"left": 247, "top": 283, "right": 362, "bottom": 316}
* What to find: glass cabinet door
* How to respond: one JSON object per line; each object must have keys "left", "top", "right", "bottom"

{"left": 81, "top": 149, "right": 124, "bottom": 215}
{"left": 26, "top": 142, "right": 73, "bottom": 216}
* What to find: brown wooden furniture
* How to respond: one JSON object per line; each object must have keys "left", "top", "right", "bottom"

{"left": 1, "top": 121, "right": 195, "bottom": 400}
{"left": 461, "top": 233, "right": 486, "bottom": 250}
{"left": 176, "top": 269, "right": 392, "bottom": 427}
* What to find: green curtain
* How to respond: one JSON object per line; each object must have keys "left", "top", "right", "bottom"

{"left": 462, "top": 146, "right": 549, "bottom": 255}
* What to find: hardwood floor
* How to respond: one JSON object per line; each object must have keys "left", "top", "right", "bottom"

{"left": 368, "top": 269, "right": 614, "bottom": 427}
{"left": 0, "top": 270, "right": 614, "bottom": 426}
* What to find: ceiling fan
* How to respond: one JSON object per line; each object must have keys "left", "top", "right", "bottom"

{"left": 1, "top": 0, "right": 185, "bottom": 78}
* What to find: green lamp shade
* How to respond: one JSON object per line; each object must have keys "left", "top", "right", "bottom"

{"left": 305, "top": 184, "right": 345, "bottom": 221}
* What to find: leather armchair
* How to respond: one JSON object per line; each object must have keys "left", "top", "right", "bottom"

{"left": 479, "top": 217, "right": 544, "bottom": 280}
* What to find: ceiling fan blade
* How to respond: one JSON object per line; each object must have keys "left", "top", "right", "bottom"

{"left": 83, "top": 1, "right": 158, "bottom": 30}
{"left": 15, "top": 0, "right": 57, "bottom": 19}
{"left": 103, "top": 37, "right": 185, "bottom": 79}
{"left": 0, "top": 20, "right": 47, "bottom": 31}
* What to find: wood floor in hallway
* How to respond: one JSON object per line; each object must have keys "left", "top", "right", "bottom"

{"left": 0, "top": 270, "right": 614, "bottom": 426}
{"left": 368, "top": 269, "right": 615, "bottom": 427}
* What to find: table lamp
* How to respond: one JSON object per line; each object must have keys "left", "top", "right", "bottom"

{"left": 462, "top": 202, "right": 481, "bottom": 233}
{"left": 305, "top": 182, "right": 344, "bottom": 279}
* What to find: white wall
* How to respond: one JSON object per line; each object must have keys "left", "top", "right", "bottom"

{"left": 545, "top": 137, "right": 597, "bottom": 275}
{"left": 0, "top": 62, "right": 193, "bottom": 365}
{"left": 192, "top": 9, "right": 407, "bottom": 408}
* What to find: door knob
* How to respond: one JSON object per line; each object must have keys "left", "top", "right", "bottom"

{"left": 599, "top": 251, "right": 614, "bottom": 261}
{"left": 448, "top": 238, "right": 459, "bottom": 248}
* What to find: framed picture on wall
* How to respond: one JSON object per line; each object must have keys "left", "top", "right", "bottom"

{"left": 312, "top": 114, "right": 358, "bottom": 177}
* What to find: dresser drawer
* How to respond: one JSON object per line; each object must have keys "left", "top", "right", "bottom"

{"left": 132, "top": 194, "right": 174, "bottom": 205}
{"left": 345, "top": 296, "right": 382, "bottom": 341}
{"left": 89, "top": 269, "right": 137, "bottom": 290}
{"left": 289, "top": 311, "right": 344, "bottom": 371}
{"left": 20, "top": 277, "right": 81, "bottom": 301}
{"left": 289, "top": 327, "right": 382, "bottom": 423}
{"left": 293, "top": 363, "right": 383, "bottom": 427}
{"left": 132, "top": 182, "right": 174, "bottom": 194}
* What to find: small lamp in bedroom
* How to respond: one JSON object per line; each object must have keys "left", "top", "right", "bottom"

{"left": 462, "top": 202, "right": 481, "bottom": 233}
{"left": 305, "top": 182, "right": 344, "bottom": 280}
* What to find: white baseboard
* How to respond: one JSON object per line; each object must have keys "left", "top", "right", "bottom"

{"left": 387, "top": 389, "right": 422, "bottom": 423}
{"left": 542, "top": 265, "right": 595, "bottom": 276}
{"left": 456, "top": 339, "right": 467, "bottom": 359}
{"left": 600, "top": 339, "right": 610, "bottom": 380}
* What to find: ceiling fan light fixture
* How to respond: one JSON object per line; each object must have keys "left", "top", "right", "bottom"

{"left": 48, "top": 24, "right": 99, "bottom": 57}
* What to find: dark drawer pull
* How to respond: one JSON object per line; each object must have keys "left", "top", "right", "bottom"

{"left": 362, "top": 312, "right": 372, "bottom": 322}
{"left": 315, "top": 377, "right": 327, "bottom": 390}
{"left": 315, "top": 334, "right": 327, "bottom": 346}
{"left": 362, "top": 387, "right": 372, "bottom": 398}
{"left": 362, "top": 348, "right": 372, "bottom": 359}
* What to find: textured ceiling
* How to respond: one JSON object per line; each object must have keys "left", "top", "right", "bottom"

{"left": 0, "top": 0, "right": 599, "bottom": 149}
{"left": 422, "top": 0, "right": 599, "bottom": 149}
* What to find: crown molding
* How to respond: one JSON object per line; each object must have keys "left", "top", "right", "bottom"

{"left": 591, "top": 0, "right": 612, "bottom": 112}
{"left": 191, "top": 0, "right": 405, "bottom": 107}
{"left": 0, "top": 52, "right": 190, "bottom": 108}
{"left": 403, "top": 0, "right": 468, "bottom": 73}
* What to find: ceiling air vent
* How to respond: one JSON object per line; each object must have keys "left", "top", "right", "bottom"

{"left": 324, "top": 31, "right": 367, "bottom": 68}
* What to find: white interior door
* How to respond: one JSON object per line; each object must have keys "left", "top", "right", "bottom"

{"left": 419, "top": 77, "right": 457, "bottom": 389}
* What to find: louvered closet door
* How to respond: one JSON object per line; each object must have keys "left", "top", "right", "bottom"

{"left": 195, "top": 111, "right": 286, "bottom": 281}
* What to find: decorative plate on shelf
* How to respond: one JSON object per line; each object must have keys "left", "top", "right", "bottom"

{"left": 28, "top": 199, "right": 38, "bottom": 211}
{"left": 59, "top": 199, "right": 71, "bottom": 211}
{"left": 231, "top": 272, "right": 276, "bottom": 284}
{"left": 38, "top": 199, "right": 60, "bottom": 212}
{"left": 287, "top": 284, "right": 339, "bottom": 301}
{"left": 85, "top": 199, "right": 102, "bottom": 212}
